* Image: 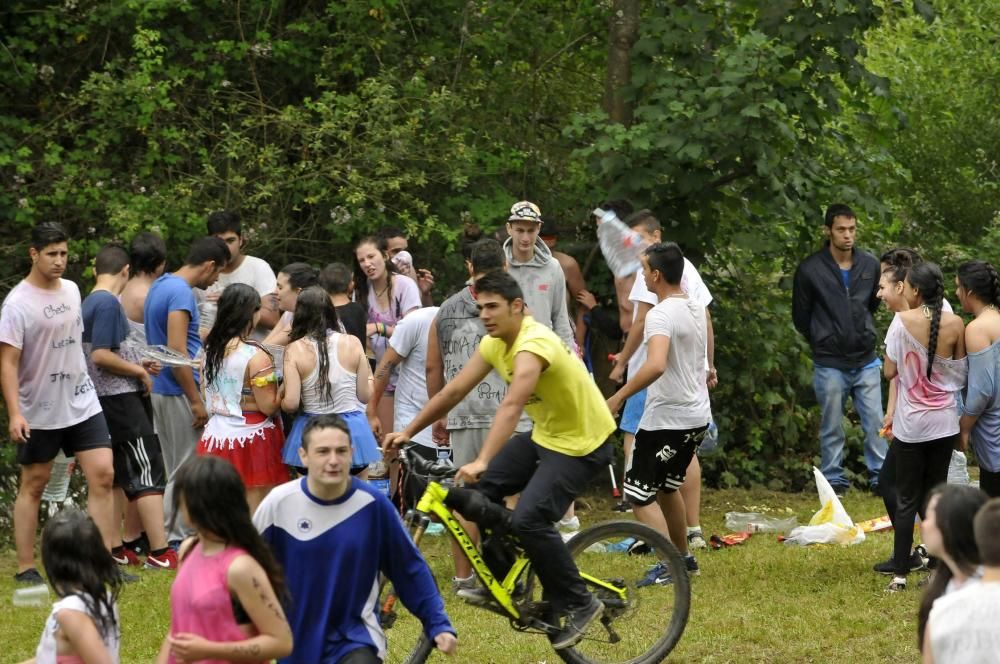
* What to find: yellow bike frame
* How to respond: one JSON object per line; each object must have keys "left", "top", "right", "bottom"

{"left": 412, "top": 481, "right": 628, "bottom": 619}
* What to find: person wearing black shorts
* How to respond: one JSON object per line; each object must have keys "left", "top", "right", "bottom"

{"left": 0, "top": 223, "right": 115, "bottom": 584}
{"left": 607, "top": 242, "right": 712, "bottom": 587}
{"left": 83, "top": 244, "right": 175, "bottom": 570}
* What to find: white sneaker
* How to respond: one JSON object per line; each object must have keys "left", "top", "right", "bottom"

{"left": 557, "top": 516, "right": 580, "bottom": 533}
{"left": 687, "top": 531, "right": 707, "bottom": 550}
{"left": 451, "top": 574, "right": 478, "bottom": 594}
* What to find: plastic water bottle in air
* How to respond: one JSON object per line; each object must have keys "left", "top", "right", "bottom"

{"left": 42, "top": 451, "right": 74, "bottom": 504}
{"left": 594, "top": 207, "right": 647, "bottom": 278}
{"left": 699, "top": 420, "right": 720, "bottom": 456}
{"left": 367, "top": 460, "right": 390, "bottom": 498}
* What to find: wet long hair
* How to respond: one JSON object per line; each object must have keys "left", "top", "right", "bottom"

{"left": 352, "top": 236, "right": 402, "bottom": 316}
{"left": 957, "top": 260, "right": 1000, "bottom": 309}
{"left": 279, "top": 262, "right": 319, "bottom": 292}
{"left": 171, "top": 456, "right": 288, "bottom": 604}
{"left": 917, "top": 484, "right": 988, "bottom": 651}
{"left": 906, "top": 262, "right": 945, "bottom": 379}
{"left": 204, "top": 283, "right": 269, "bottom": 388}
{"left": 289, "top": 286, "right": 341, "bottom": 404}
{"left": 42, "top": 509, "right": 122, "bottom": 640}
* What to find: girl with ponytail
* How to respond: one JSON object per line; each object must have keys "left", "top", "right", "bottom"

{"left": 957, "top": 259, "right": 1000, "bottom": 497}
{"left": 881, "top": 262, "right": 967, "bottom": 592}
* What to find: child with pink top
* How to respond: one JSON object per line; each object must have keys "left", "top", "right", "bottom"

{"left": 157, "top": 456, "right": 292, "bottom": 664}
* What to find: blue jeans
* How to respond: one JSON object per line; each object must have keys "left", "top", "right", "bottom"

{"left": 812, "top": 365, "right": 887, "bottom": 488}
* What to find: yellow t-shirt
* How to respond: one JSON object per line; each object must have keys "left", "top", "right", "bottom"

{"left": 478, "top": 316, "right": 615, "bottom": 456}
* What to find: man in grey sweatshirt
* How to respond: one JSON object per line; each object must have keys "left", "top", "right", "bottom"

{"left": 502, "top": 201, "right": 575, "bottom": 349}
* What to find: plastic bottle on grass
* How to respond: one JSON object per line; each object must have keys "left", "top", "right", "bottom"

{"left": 594, "top": 208, "right": 647, "bottom": 278}
{"left": 367, "top": 460, "right": 390, "bottom": 498}
{"left": 724, "top": 512, "right": 798, "bottom": 533}
{"left": 12, "top": 584, "right": 49, "bottom": 608}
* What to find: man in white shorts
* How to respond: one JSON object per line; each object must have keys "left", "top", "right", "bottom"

{"left": 0, "top": 223, "right": 115, "bottom": 584}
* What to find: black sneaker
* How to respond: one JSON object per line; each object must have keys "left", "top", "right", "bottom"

{"left": 14, "top": 568, "right": 44, "bottom": 585}
{"left": 551, "top": 594, "right": 604, "bottom": 650}
{"left": 873, "top": 552, "right": 924, "bottom": 575}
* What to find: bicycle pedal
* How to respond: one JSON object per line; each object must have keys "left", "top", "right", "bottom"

{"left": 601, "top": 615, "right": 621, "bottom": 643}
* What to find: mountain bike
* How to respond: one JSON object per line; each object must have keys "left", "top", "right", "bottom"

{"left": 379, "top": 446, "right": 691, "bottom": 664}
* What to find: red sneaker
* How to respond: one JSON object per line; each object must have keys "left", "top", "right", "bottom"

{"left": 144, "top": 549, "right": 179, "bottom": 571}
{"left": 112, "top": 548, "right": 141, "bottom": 566}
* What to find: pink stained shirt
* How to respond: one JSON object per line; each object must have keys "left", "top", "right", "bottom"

{"left": 168, "top": 543, "right": 265, "bottom": 664}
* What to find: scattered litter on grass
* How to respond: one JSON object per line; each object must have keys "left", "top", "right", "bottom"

{"left": 710, "top": 533, "right": 752, "bottom": 549}
{"left": 783, "top": 467, "right": 865, "bottom": 546}
{"left": 724, "top": 512, "right": 798, "bottom": 533}
{"left": 855, "top": 515, "right": 893, "bottom": 533}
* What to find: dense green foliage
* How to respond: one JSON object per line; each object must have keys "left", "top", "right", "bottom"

{"left": 1, "top": 0, "right": 996, "bottom": 501}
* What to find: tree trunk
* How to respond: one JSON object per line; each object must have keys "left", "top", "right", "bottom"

{"left": 604, "top": 0, "right": 640, "bottom": 126}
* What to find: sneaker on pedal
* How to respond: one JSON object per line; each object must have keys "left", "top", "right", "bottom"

{"left": 145, "top": 549, "right": 178, "bottom": 571}
{"left": 551, "top": 594, "right": 604, "bottom": 650}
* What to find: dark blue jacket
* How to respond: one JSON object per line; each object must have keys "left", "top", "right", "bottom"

{"left": 792, "top": 245, "right": 881, "bottom": 371}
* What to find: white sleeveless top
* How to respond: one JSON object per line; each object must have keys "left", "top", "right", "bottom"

{"left": 201, "top": 341, "right": 277, "bottom": 449}
{"left": 35, "top": 594, "right": 120, "bottom": 664}
{"left": 301, "top": 332, "right": 361, "bottom": 414}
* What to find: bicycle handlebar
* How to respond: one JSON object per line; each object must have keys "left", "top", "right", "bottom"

{"left": 400, "top": 444, "right": 458, "bottom": 480}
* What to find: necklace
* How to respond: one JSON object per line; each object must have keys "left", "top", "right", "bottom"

{"left": 374, "top": 279, "right": 390, "bottom": 299}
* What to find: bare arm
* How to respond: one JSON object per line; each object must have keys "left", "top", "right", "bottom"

{"left": 425, "top": 316, "right": 445, "bottom": 398}
{"left": 367, "top": 347, "right": 404, "bottom": 425}
{"left": 0, "top": 343, "right": 29, "bottom": 442}
{"left": 247, "top": 351, "right": 280, "bottom": 416}
{"left": 280, "top": 342, "right": 304, "bottom": 412}
{"left": 167, "top": 310, "right": 207, "bottom": 427}
{"left": 705, "top": 308, "right": 716, "bottom": 385}
{"left": 56, "top": 609, "right": 116, "bottom": 664}
{"left": 608, "top": 334, "right": 670, "bottom": 414}
{"left": 91, "top": 349, "right": 151, "bottom": 394}
{"left": 455, "top": 351, "right": 543, "bottom": 483}
{"left": 383, "top": 351, "right": 494, "bottom": 449}
{"left": 614, "top": 273, "right": 635, "bottom": 335}
{"left": 611, "top": 300, "right": 653, "bottom": 381}
{"left": 350, "top": 336, "right": 373, "bottom": 404}
{"left": 257, "top": 293, "right": 281, "bottom": 329}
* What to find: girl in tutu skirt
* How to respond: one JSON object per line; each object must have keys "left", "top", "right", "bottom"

{"left": 199, "top": 284, "right": 288, "bottom": 514}
{"left": 281, "top": 286, "right": 380, "bottom": 476}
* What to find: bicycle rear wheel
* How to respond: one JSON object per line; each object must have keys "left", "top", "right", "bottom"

{"left": 545, "top": 520, "right": 691, "bottom": 664}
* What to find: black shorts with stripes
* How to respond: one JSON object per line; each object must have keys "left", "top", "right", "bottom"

{"left": 624, "top": 425, "right": 708, "bottom": 506}
{"left": 99, "top": 393, "right": 166, "bottom": 498}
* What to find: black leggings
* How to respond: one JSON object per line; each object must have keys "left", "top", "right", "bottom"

{"left": 879, "top": 441, "right": 899, "bottom": 525}
{"left": 981, "top": 468, "right": 1000, "bottom": 498}
{"left": 891, "top": 435, "right": 955, "bottom": 576}
{"left": 338, "top": 647, "right": 380, "bottom": 664}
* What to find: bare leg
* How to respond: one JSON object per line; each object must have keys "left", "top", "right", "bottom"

{"left": 246, "top": 486, "right": 274, "bottom": 517}
{"left": 112, "top": 488, "right": 128, "bottom": 547}
{"left": 123, "top": 500, "right": 143, "bottom": 543}
{"left": 679, "top": 455, "right": 702, "bottom": 528}
{"left": 377, "top": 395, "right": 399, "bottom": 491}
{"left": 134, "top": 494, "right": 168, "bottom": 552}
{"left": 76, "top": 447, "right": 117, "bottom": 552}
{"left": 656, "top": 490, "right": 690, "bottom": 556}
{"left": 15, "top": 462, "right": 54, "bottom": 572}
{"left": 451, "top": 513, "right": 480, "bottom": 580}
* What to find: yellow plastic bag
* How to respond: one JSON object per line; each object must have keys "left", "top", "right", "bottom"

{"left": 783, "top": 467, "right": 866, "bottom": 546}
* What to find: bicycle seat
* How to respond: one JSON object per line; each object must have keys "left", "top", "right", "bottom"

{"left": 400, "top": 444, "right": 458, "bottom": 480}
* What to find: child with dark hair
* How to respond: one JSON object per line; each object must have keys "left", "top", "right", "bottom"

{"left": 158, "top": 456, "right": 292, "bottom": 664}
{"left": 881, "top": 262, "right": 967, "bottom": 592}
{"left": 280, "top": 287, "right": 379, "bottom": 476}
{"left": 917, "top": 484, "right": 988, "bottom": 655}
{"left": 319, "top": 262, "right": 367, "bottom": 353}
{"left": 957, "top": 260, "right": 1000, "bottom": 497}
{"left": 199, "top": 284, "right": 287, "bottom": 514}
{"left": 33, "top": 509, "right": 122, "bottom": 662}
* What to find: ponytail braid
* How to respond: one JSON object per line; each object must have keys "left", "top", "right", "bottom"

{"left": 988, "top": 263, "right": 1000, "bottom": 309}
{"left": 925, "top": 279, "right": 943, "bottom": 379}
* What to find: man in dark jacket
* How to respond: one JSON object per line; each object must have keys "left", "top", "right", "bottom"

{"left": 793, "top": 204, "right": 887, "bottom": 494}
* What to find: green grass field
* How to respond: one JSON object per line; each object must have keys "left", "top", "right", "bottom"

{"left": 1, "top": 487, "right": 922, "bottom": 663}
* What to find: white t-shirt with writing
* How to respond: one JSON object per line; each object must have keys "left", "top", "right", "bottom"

{"left": 627, "top": 258, "right": 712, "bottom": 378}
{"left": 638, "top": 297, "right": 711, "bottom": 431}
{"left": 930, "top": 581, "right": 1000, "bottom": 664}
{"left": 0, "top": 279, "right": 102, "bottom": 429}
{"left": 389, "top": 306, "right": 438, "bottom": 447}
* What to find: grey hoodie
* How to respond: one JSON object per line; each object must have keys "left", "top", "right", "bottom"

{"left": 502, "top": 237, "right": 574, "bottom": 348}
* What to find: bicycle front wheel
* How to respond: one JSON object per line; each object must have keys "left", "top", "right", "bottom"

{"left": 550, "top": 520, "right": 692, "bottom": 664}
{"left": 379, "top": 581, "right": 435, "bottom": 664}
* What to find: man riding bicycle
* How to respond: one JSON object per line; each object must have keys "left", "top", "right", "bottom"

{"left": 384, "top": 271, "right": 616, "bottom": 649}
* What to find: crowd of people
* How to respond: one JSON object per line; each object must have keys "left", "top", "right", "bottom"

{"left": 4, "top": 200, "right": 1000, "bottom": 662}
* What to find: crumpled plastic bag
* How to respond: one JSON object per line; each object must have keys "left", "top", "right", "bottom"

{"left": 783, "top": 467, "right": 866, "bottom": 546}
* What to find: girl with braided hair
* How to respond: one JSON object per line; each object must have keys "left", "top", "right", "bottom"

{"left": 881, "top": 262, "right": 967, "bottom": 592}
{"left": 957, "top": 259, "right": 1000, "bottom": 497}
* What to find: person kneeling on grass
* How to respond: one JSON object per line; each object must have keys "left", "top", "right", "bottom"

{"left": 255, "top": 414, "right": 456, "bottom": 663}
{"left": 607, "top": 242, "right": 710, "bottom": 587}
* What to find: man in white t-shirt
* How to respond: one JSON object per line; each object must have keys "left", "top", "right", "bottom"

{"left": 368, "top": 306, "right": 448, "bottom": 507}
{"left": 0, "top": 223, "right": 115, "bottom": 584}
{"left": 607, "top": 243, "right": 711, "bottom": 587}
{"left": 610, "top": 210, "right": 715, "bottom": 548}
{"left": 198, "top": 210, "right": 279, "bottom": 339}
{"left": 926, "top": 497, "right": 1000, "bottom": 663}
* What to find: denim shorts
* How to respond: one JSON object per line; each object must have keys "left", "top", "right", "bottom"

{"left": 619, "top": 388, "right": 647, "bottom": 435}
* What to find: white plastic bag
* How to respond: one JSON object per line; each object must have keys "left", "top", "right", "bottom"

{"left": 783, "top": 467, "right": 865, "bottom": 546}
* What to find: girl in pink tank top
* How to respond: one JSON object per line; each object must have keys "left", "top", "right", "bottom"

{"left": 157, "top": 456, "right": 292, "bottom": 664}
